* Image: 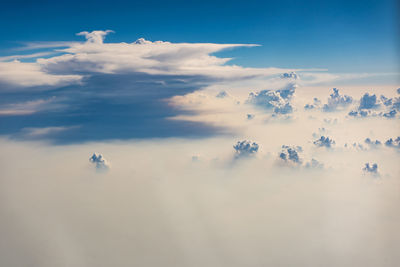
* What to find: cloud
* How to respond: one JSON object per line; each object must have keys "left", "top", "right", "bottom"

{"left": 216, "top": 90, "right": 229, "bottom": 98}
{"left": 76, "top": 30, "right": 114, "bottom": 44}
{"left": 233, "top": 140, "right": 259, "bottom": 157}
{"left": 279, "top": 145, "right": 302, "bottom": 164}
{"left": 247, "top": 83, "right": 296, "bottom": 114}
{"left": 89, "top": 153, "right": 110, "bottom": 170}
{"left": 322, "top": 88, "right": 353, "bottom": 112}
{"left": 313, "top": 136, "right": 335, "bottom": 148}
{"left": 304, "top": 98, "right": 321, "bottom": 110}
{"left": 359, "top": 93, "right": 380, "bottom": 110}
{"left": 281, "top": 72, "right": 298, "bottom": 79}
{"left": 0, "top": 61, "right": 82, "bottom": 89}
{"left": 363, "top": 162, "right": 379, "bottom": 176}
{"left": 305, "top": 158, "right": 324, "bottom": 169}
{"left": 246, "top": 114, "right": 255, "bottom": 120}
{"left": 385, "top": 137, "right": 400, "bottom": 149}
{"left": 364, "top": 138, "right": 382, "bottom": 148}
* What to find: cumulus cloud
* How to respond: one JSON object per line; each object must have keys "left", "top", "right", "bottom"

{"left": 359, "top": 93, "right": 380, "bottom": 110}
{"left": 322, "top": 88, "right": 353, "bottom": 112}
{"left": 247, "top": 83, "right": 296, "bottom": 114}
{"left": 304, "top": 98, "right": 321, "bottom": 110}
{"left": 76, "top": 30, "right": 114, "bottom": 44}
{"left": 385, "top": 137, "right": 400, "bottom": 149}
{"left": 313, "top": 136, "right": 335, "bottom": 148}
{"left": 281, "top": 72, "right": 298, "bottom": 79}
{"left": 279, "top": 145, "right": 302, "bottom": 164}
{"left": 233, "top": 140, "right": 259, "bottom": 157}
{"left": 363, "top": 162, "right": 379, "bottom": 176}
{"left": 216, "top": 90, "right": 229, "bottom": 98}
{"left": 89, "top": 153, "right": 110, "bottom": 170}
{"left": 305, "top": 158, "right": 324, "bottom": 169}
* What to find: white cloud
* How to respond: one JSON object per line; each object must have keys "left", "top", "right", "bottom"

{"left": 0, "top": 60, "right": 81, "bottom": 89}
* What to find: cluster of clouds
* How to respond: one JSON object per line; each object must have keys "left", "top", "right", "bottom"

{"left": 233, "top": 140, "right": 259, "bottom": 158}
{"left": 247, "top": 83, "right": 297, "bottom": 115}
{"left": 346, "top": 136, "right": 400, "bottom": 151}
{"left": 348, "top": 92, "right": 400, "bottom": 118}
{"left": 313, "top": 136, "right": 335, "bottom": 148}
{"left": 301, "top": 87, "right": 400, "bottom": 120}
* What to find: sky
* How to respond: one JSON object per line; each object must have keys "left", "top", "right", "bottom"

{"left": 0, "top": 1, "right": 400, "bottom": 267}
{"left": 0, "top": 0, "right": 399, "bottom": 72}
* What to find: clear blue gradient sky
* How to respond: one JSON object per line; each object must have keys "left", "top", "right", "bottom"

{"left": 0, "top": 0, "right": 398, "bottom": 72}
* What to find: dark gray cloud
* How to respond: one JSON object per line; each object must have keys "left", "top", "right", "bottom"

{"left": 0, "top": 73, "right": 226, "bottom": 144}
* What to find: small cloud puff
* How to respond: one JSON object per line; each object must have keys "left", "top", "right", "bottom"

{"left": 279, "top": 145, "right": 302, "bottom": 164}
{"left": 364, "top": 138, "right": 382, "bottom": 148}
{"left": 313, "top": 136, "right": 335, "bottom": 148}
{"left": 233, "top": 140, "right": 259, "bottom": 157}
{"left": 304, "top": 98, "right": 321, "bottom": 110}
{"left": 77, "top": 30, "right": 114, "bottom": 44}
{"left": 322, "top": 88, "right": 353, "bottom": 112}
{"left": 247, "top": 114, "right": 255, "bottom": 120}
{"left": 281, "top": 72, "right": 298, "bottom": 80}
{"left": 89, "top": 153, "right": 110, "bottom": 170}
{"left": 385, "top": 137, "right": 400, "bottom": 149}
{"left": 305, "top": 158, "right": 324, "bottom": 169}
{"left": 363, "top": 163, "right": 379, "bottom": 176}
{"left": 216, "top": 90, "right": 229, "bottom": 98}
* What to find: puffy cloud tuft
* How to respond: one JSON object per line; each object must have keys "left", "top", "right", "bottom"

{"left": 304, "top": 98, "right": 321, "bottom": 110}
{"left": 313, "top": 136, "right": 335, "bottom": 148}
{"left": 89, "top": 153, "right": 110, "bottom": 170}
{"left": 281, "top": 72, "right": 298, "bottom": 79}
{"left": 279, "top": 145, "right": 302, "bottom": 164}
{"left": 359, "top": 93, "right": 379, "bottom": 110}
{"left": 305, "top": 158, "right": 324, "bottom": 169}
{"left": 247, "top": 114, "right": 255, "bottom": 120}
{"left": 77, "top": 30, "right": 114, "bottom": 44}
{"left": 363, "top": 163, "right": 378, "bottom": 175}
{"left": 233, "top": 140, "right": 259, "bottom": 157}
{"left": 216, "top": 90, "right": 229, "bottom": 98}
{"left": 322, "top": 88, "right": 353, "bottom": 112}
{"left": 385, "top": 137, "right": 400, "bottom": 149}
{"left": 247, "top": 84, "right": 296, "bottom": 114}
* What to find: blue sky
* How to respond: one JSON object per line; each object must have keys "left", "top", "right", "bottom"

{"left": 0, "top": 0, "right": 398, "bottom": 72}
{"left": 0, "top": 0, "right": 399, "bottom": 143}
